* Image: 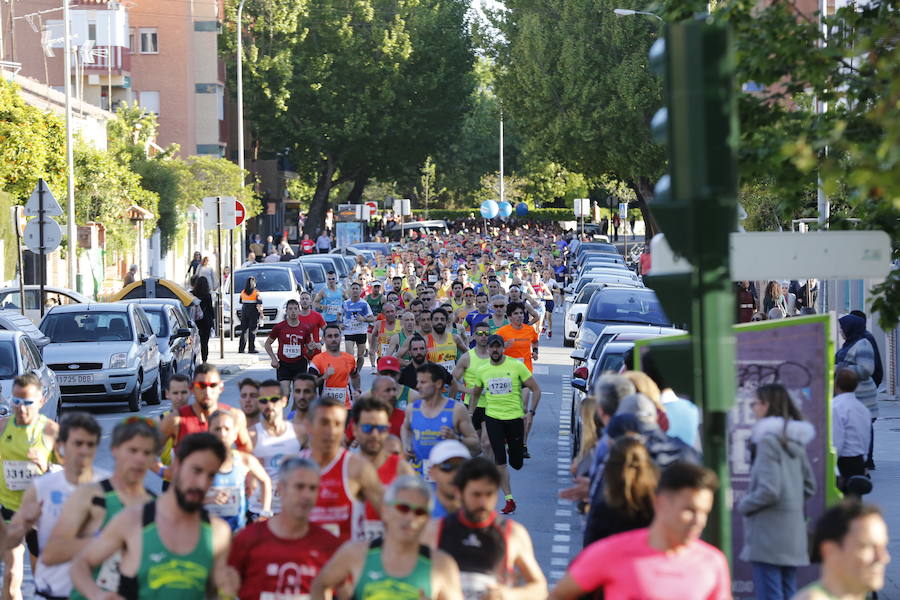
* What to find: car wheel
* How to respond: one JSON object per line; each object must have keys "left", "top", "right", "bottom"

{"left": 143, "top": 374, "right": 162, "bottom": 405}
{"left": 563, "top": 337, "right": 574, "bottom": 348}
{"left": 128, "top": 378, "right": 142, "bottom": 412}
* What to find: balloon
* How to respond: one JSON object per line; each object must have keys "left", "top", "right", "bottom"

{"left": 498, "top": 201, "right": 513, "bottom": 218}
{"left": 480, "top": 200, "right": 499, "bottom": 219}
{"left": 516, "top": 202, "right": 529, "bottom": 216}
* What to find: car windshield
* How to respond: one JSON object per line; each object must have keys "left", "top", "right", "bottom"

{"left": 586, "top": 290, "right": 669, "bottom": 326}
{"left": 0, "top": 341, "right": 16, "bottom": 378}
{"left": 42, "top": 311, "right": 133, "bottom": 342}
{"left": 305, "top": 266, "right": 325, "bottom": 283}
{"left": 233, "top": 270, "right": 292, "bottom": 292}
{"left": 144, "top": 309, "right": 168, "bottom": 337}
{"left": 575, "top": 285, "right": 600, "bottom": 304}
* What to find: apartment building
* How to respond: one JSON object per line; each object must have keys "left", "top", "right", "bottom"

{"left": 7, "top": 0, "right": 225, "bottom": 156}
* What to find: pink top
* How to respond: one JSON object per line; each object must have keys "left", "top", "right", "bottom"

{"left": 568, "top": 528, "right": 731, "bottom": 600}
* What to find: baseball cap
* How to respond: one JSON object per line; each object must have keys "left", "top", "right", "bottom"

{"left": 372, "top": 281, "right": 382, "bottom": 287}
{"left": 616, "top": 394, "right": 658, "bottom": 428}
{"left": 376, "top": 356, "right": 401, "bottom": 373}
{"left": 486, "top": 334, "right": 505, "bottom": 347}
{"left": 429, "top": 439, "right": 470, "bottom": 465}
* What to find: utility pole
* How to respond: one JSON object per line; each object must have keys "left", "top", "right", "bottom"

{"left": 63, "top": 0, "right": 77, "bottom": 289}
{"left": 236, "top": 0, "right": 247, "bottom": 256}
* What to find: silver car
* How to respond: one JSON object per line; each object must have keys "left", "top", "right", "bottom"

{"left": 0, "top": 330, "right": 61, "bottom": 421}
{"left": 40, "top": 303, "right": 161, "bottom": 412}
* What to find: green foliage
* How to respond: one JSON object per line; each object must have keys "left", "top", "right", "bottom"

{"left": 520, "top": 161, "right": 589, "bottom": 208}
{"left": 132, "top": 159, "right": 188, "bottom": 251}
{"left": 0, "top": 192, "right": 18, "bottom": 281}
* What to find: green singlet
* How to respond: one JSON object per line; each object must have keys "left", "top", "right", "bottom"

{"left": 118, "top": 501, "right": 213, "bottom": 600}
{"left": 352, "top": 539, "right": 432, "bottom": 600}
{"left": 464, "top": 349, "right": 492, "bottom": 408}
{"left": 477, "top": 358, "right": 533, "bottom": 420}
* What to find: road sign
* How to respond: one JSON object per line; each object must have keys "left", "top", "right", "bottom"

{"left": 234, "top": 200, "right": 246, "bottom": 227}
{"left": 23, "top": 217, "right": 62, "bottom": 253}
{"left": 619, "top": 202, "right": 628, "bottom": 220}
{"left": 202, "top": 196, "right": 238, "bottom": 229}
{"left": 23, "top": 179, "right": 63, "bottom": 217}
{"left": 574, "top": 198, "right": 590, "bottom": 217}
{"left": 392, "top": 198, "right": 411, "bottom": 216}
{"left": 365, "top": 201, "right": 378, "bottom": 214}
{"left": 729, "top": 231, "right": 892, "bottom": 280}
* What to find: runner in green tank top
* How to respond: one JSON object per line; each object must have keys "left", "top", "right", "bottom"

{"left": 311, "top": 475, "right": 462, "bottom": 600}
{"left": 388, "top": 311, "right": 419, "bottom": 365}
{"left": 71, "top": 433, "right": 237, "bottom": 600}
{"left": 48, "top": 418, "right": 159, "bottom": 600}
{"left": 452, "top": 322, "right": 495, "bottom": 455}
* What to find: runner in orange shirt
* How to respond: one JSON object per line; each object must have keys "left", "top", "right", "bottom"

{"left": 496, "top": 302, "right": 539, "bottom": 373}
{"left": 310, "top": 324, "right": 358, "bottom": 408}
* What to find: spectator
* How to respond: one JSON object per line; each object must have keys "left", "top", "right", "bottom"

{"left": 739, "top": 383, "right": 816, "bottom": 600}
{"left": 264, "top": 234, "right": 275, "bottom": 255}
{"left": 188, "top": 251, "right": 202, "bottom": 280}
{"left": 779, "top": 280, "right": 797, "bottom": 316}
{"left": 832, "top": 369, "right": 871, "bottom": 491}
{"left": 550, "top": 462, "right": 730, "bottom": 600}
{"left": 241, "top": 252, "right": 256, "bottom": 268}
{"left": 264, "top": 249, "right": 281, "bottom": 263}
{"left": 623, "top": 371, "right": 668, "bottom": 432}
{"left": 639, "top": 246, "right": 651, "bottom": 276}
{"left": 836, "top": 314, "right": 879, "bottom": 470}
{"left": 196, "top": 255, "right": 217, "bottom": 290}
{"left": 316, "top": 231, "right": 332, "bottom": 253}
{"left": 249, "top": 235, "right": 264, "bottom": 259}
{"left": 736, "top": 281, "right": 756, "bottom": 323}
{"left": 793, "top": 501, "right": 889, "bottom": 600}
{"left": 570, "top": 396, "right": 600, "bottom": 480}
{"left": 763, "top": 281, "right": 787, "bottom": 315}
{"left": 191, "top": 276, "right": 215, "bottom": 362}
{"left": 301, "top": 234, "right": 315, "bottom": 254}
{"left": 848, "top": 310, "right": 884, "bottom": 389}
{"left": 641, "top": 353, "right": 700, "bottom": 448}
{"left": 122, "top": 264, "right": 138, "bottom": 287}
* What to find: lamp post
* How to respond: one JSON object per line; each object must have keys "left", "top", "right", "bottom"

{"left": 613, "top": 8, "right": 663, "bottom": 20}
{"left": 63, "top": 0, "right": 77, "bottom": 289}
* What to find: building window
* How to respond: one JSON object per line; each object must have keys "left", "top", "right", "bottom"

{"left": 139, "top": 90, "right": 160, "bottom": 115}
{"left": 88, "top": 22, "right": 97, "bottom": 43}
{"left": 128, "top": 28, "right": 135, "bottom": 53}
{"left": 139, "top": 28, "right": 158, "bottom": 54}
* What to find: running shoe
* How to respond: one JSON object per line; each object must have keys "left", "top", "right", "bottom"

{"left": 500, "top": 498, "right": 517, "bottom": 514}
{"left": 523, "top": 446, "right": 531, "bottom": 459}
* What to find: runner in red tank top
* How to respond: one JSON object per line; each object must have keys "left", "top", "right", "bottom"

{"left": 350, "top": 397, "right": 415, "bottom": 540}
{"left": 301, "top": 396, "right": 386, "bottom": 543}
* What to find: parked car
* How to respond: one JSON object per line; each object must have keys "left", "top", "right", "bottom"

{"left": 574, "top": 286, "right": 670, "bottom": 350}
{"left": 224, "top": 265, "right": 303, "bottom": 332}
{"left": 296, "top": 254, "right": 350, "bottom": 280}
{"left": 330, "top": 246, "right": 377, "bottom": 264}
{"left": 387, "top": 219, "right": 450, "bottom": 241}
{"left": 569, "top": 241, "right": 619, "bottom": 259}
{"left": 564, "top": 283, "right": 602, "bottom": 347}
{"left": 572, "top": 325, "right": 686, "bottom": 375}
{"left": 351, "top": 242, "right": 391, "bottom": 257}
{"left": 0, "top": 309, "right": 52, "bottom": 353}
{"left": 0, "top": 330, "right": 61, "bottom": 421}
{"left": 0, "top": 286, "right": 91, "bottom": 325}
{"left": 302, "top": 262, "right": 328, "bottom": 295}
{"left": 133, "top": 302, "right": 199, "bottom": 387}
{"left": 40, "top": 303, "right": 161, "bottom": 411}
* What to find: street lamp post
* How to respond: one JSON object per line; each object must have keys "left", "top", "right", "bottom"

{"left": 63, "top": 0, "right": 77, "bottom": 289}
{"left": 234, "top": 0, "right": 247, "bottom": 341}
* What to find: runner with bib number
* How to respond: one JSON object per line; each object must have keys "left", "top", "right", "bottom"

{"left": 310, "top": 324, "right": 358, "bottom": 408}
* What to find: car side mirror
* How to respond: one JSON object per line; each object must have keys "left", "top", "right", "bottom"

{"left": 138, "top": 333, "right": 149, "bottom": 343}
{"left": 175, "top": 327, "right": 191, "bottom": 338}
{"left": 575, "top": 314, "right": 583, "bottom": 325}
{"left": 571, "top": 378, "right": 587, "bottom": 393}
{"left": 570, "top": 349, "right": 586, "bottom": 363}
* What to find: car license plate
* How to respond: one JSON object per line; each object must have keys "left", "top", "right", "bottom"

{"left": 57, "top": 374, "right": 94, "bottom": 384}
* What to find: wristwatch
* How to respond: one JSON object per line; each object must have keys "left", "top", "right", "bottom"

{"left": 528, "top": 410, "right": 536, "bottom": 415}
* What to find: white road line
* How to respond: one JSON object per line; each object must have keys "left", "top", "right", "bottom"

{"left": 551, "top": 570, "right": 566, "bottom": 580}
{"left": 551, "top": 557, "right": 569, "bottom": 567}
{"left": 551, "top": 545, "right": 570, "bottom": 554}
{"left": 533, "top": 366, "right": 549, "bottom": 375}
{"left": 553, "top": 534, "right": 571, "bottom": 543}
{"left": 554, "top": 522, "right": 571, "bottom": 531}
{"left": 555, "top": 509, "right": 572, "bottom": 517}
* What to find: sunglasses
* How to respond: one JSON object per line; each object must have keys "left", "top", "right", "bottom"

{"left": 121, "top": 416, "right": 157, "bottom": 428}
{"left": 391, "top": 502, "right": 429, "bottom": 517}
{"left": 359, "top": 424, "right": 390, "bottom": 434}
{"left": 438, "top": 459, "right": 464, "bottom": 472}
{"left": 474, "top": 331, "right": 489, "bottom": 337}
{"left": 193, "top": 381, "right": 220, "bottom": 390}
{"left": 257, "top": 395, "right": 282, "bottom": 405}
{"left": 11, "top": 397, "right": 36, "bottom": 407}
{"left": 493, "top": 305, "right": 505, "bottom": 309}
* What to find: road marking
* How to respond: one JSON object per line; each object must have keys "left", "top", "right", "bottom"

{"left": 553, "top": 534, "right": 571, "bottom": 543}
{"left": 533, "top": 366, "right": 549, "bottom": 375}
{"left": 551, "top": 557, "right": 569, "bottom": 567}
{"left": 552, "top": 545, "right": 570, "bottom": 554}
{"left": 554, "top": 522, "right": 571, "bottom": 531}
{"left": 555, "top": 509, "right": 572, "bottom": 517}
{"left": 551, "top": 570, "right": 566, "bottom": 580}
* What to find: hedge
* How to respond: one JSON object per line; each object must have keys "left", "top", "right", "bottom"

{"left": 410, "top": 208, "right": 580, "bottom": 222}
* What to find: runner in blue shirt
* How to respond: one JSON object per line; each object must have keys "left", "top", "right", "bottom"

{"left": 341, "top": 281, "right": 376, "bottom": 391}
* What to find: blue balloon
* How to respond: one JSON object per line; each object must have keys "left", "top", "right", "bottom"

{"left": 480, "top": 200, "right": 499, "bottom": 219}
{"left": 516, "top": 202, "right": 529, "bottom": 216}
{"left": 498, "top": 201, "right": 513, "bottom": 217}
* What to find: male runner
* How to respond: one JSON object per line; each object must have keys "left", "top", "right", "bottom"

{"left": 370, "top": 302, "right": 401, "bottom": 367}
{"left": 311, "top": 476, "right": 463, "bottom": 600}
{"left": 364, "top": 280, "right": 385, "bottom": 316}
{"left": 425, "top": 457, "right": 547, "bottom": 600}
{"left": 496, "top": 302, "right": 539, "bottom": 373}
{"left": 0, "top": 373, "right": 59, "bottom": 600}
{"left": 159, "top": 364, "right": 252, "bottom": 463}
{"left": 5, "top": 413, "right": 103, "bottom": 600}
{"left": 426, "top": 440, "right": 468, "bottom": 518}
{"left": 399, "top": 336, "right": 429, "bottom": 390}
{"left": 448, "top": 281, "right": 466, "bottom": 316}
{"left": 403, "top": 363, "right": 479, "bottom": 477}
{"left": 417, "top": 310, "right": 434, "bottom": 337}
{"left": 297, "top": 290, "right": 327, "bottom": 348}
{"left": 159, "top": 374, "right": 193, "bottom": 472}
{"left": 452, "top": 321, "right": 494, "bottom": 452}
{"left": 229, "top": 457, "right": 342, "bottom": 599}
{"left": 290, "top": 373, "right": 318, "bottom": 437}
{"left": 265, "top": 298, "right": 316, "bottom": 397}
{"left": 507, "top": 286, "right": 541, "bottom": 326}
{"left": 71, "top": 433, "right": 238, "bottom": 600}
{"left": 465, "top": 292, "right": 493, "bottom": 336}
{"left": 486, "top": 296, "right": 509, "bottom": 334}
{"left": 310, "top": 324, "right": 358, "bottom": 408}
{"left": 387, "top": 311, "right": 419, "bottom": 366}
{"left": 45, "top": 418, "right": 158, "bottom": 600}
{"left": 420, "top": 287, "right": 438, "bottom": 312}
{"left": 427, "top": 308, "right": 469, "bottom": 376}
{"left": 350, "top": 374, "right": 409, "bottom": 448}
{"left": 247, "top": 380, "right": 301, "bottom": 521}
{"left": 470, "top": 335, "right": 541, "bottom": 515}
{"left": 352, "top": 398, "right": 415, "bottom": 540}
{"left": 206, "top": 410, "right": 272, "bottom": 531}
{"left": 238, "top": 377, "right": 261, "bottom": 430}
{"left": 314, "top": 271, "right": 345, "bottom": 324}
{"left": 341, "top": 282, "right": 376, "bottom": 387}
{"left": 301, "top": 397, "right": 385, "bottom": 542}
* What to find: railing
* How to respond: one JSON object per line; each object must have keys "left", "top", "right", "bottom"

{"left": 81, "top": 45, "right": 130, "bottom": 73}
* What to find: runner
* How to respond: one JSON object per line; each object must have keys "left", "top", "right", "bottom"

{"left": 297, "top": 290, "right": 327, "bottom": 350}
{"left": 425, "top": 440, "right": 468, "bottom": 518}
{"left": 364, "top": 280, "right": 385, "bottom": 316}
{"left": 427, "top": 308, "right": 469, "bottom": 375}
{"left": 159, "top": 364, "right": 252, "bottom": 460}
{"left": 206, "top": 410, "right": 272, "bottom": 531}
{"left": 70, "top": 433, "right": 238, "bottom": 600}
{"left": 265, "top": 298, "right": 317, "bottom": 397}
{"left": 158, "top": 374, "right": 194, "bottom": 478}
{"left": 314, "top": 270, "right": 346, "bottom": 324}
{"left": 496, "top": 302, "right": 539, "bottom": 373}
{"left": 301, "top": 397, "right": 385, "bottom": 543}
{"left": 238, "top": 377, "right": 261, "bottom": 430}
{"left": 452, "top": 321, "right": 494, "bottom": 453}
{"left": 507, "top": 285, "right": 541, "bottom": 327}
{"left": 352, "top": 397, "right": 415, "bottom": 540}
{"left": 470, "top": 335, "right": 542, "bottom": 515}
{"left": 0, "top": 373, "right": 59, "bottom": 600}
{"left": 5, "top": 413, "right": 103, "bottom": 600}
{"left": 486, "top": 296, "right": 509, "bottom": 334}
{"left": 310, "top": 324, "right": 358, "bottom": 408}
{"left": 465, "top": 292, "right": 493, "bottom": 336}
{"left": 425, "top": 457, "right": 547, "bottom": 600}
{"left": 310, "top": 476, "right": 463, "bottom": 600}
{"left": 46, "top": 417, "right": 158, "bottom": 600}
{"left": 341, "top": 282, "right": 377, "bottom": 389}
{"left": 370, "top": 301, "right": 401, "bottom": 367}
{"left": 351, "top": 372, "right": 413, "bottom": 446}
{"left": 538, "top": 268, "right": 560, "bottom": 337}
{"left": 388, "top": 311, "right": 420, "bottom": 366}
{"left": 399, "top": 335, "right": 430, "bottom": 390}
{"left": 289, "top": 373, "right": 318, "bottom": 441}
{"left": 247, "top": 380, "right": 302, "bottom": 522}
{"left": 228, "top": 457, "right": 342, "bottom": 600}
{"left": 402, "top": 363, "right": 479, "bottom": 478}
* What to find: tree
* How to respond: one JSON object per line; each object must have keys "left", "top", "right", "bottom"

{"left": 413, "top": 157, "right": 445, "bottom": 217}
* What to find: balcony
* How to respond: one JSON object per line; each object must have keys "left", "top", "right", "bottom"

{"left": 80, "top": 45, "right": 131, "bottom": 75}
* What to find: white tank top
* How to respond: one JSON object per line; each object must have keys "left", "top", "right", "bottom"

{"left": 249, "top": 421, "right": 301, "bottom": 513}
{"left": 33, "top": 467, "right": 109, "bottom": 597}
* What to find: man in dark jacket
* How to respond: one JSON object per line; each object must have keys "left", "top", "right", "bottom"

{"left": 850, "top": 310, "right": 884, "bottom": 388}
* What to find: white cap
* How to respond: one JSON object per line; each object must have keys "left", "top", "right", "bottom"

{"left": 428, "top": 440, "right": 470, "bottom": 465}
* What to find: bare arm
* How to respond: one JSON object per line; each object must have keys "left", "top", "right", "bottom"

{"left": 70, "top": 509, "right": 133, "bottom": 600}
{"left": 243, "top": 453, "right": 272, "bottom": 513}
{"left": 210, "top": 517, "right": 240, "bottom": 598}
{"left": 401, "top": 404, "right": 415, "bottom": 458}
{"left": 523, "top": 377, "right": 541, "bottom": 412}
{"left": 500, "top": 522, "right": 548, "bottom": 600}
{"left": 352, "top": 456, "right": 385, "bottom": 517}
{"left": 5, "top": 485, "right": 40, "bottom": 550}
{"left": 311, "top": 542, "right": 364, "bottom": 600}
{"left": 548, "top": 573, "right": 587, "bottom": 600}
{"left": 432, "top": 550, "right": 463, "bottom": 600}
{"left": 264, "top": 335, "right": 279, "bottom": 367}
{"left": 453, "top": 403, "right": 479, "bottom": 455}
{"left": 470, "top": 386, "right": 483, "bottom": 417}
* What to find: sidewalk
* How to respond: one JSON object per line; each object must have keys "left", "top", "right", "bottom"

{"left": 204, "top": 333, "right": 268, "bottom": 375}
{"left": 868, "top": 399, "right": 900, "bottom": 597}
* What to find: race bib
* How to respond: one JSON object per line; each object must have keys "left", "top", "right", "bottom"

{"left": 460, "top": 572, "right": 498, "bottom": 600}
{"left": 381, "top": 343, "right": 391, "bottom": 357}
{"left": 323, "top": 387, "right": 348, "bottom": 404}
{"left": 421, "top": 459, "right": 435, "bottom": 483}
{"left": 3, "top": 460, "right": 41, "bottom": 491}
{"left": 322, "top": 523, "right": 340, "bottom": 537}
{"left": 283, "top": 344, "right": 303, "bottom": 359}
{"left": 362, "top": 519, "right": 385, "bottom": 541}
{"left": 325, "top": 304, "right": 339, "bottom": 315}
{"left": 206, "top": 486, "right": 241, "bottom": 518}
{"left": 440, "top": 360, "right": 456, "bottom": 373}
{"left": 487, "top": 377, "right": 513, "bottom": 396}
{"left": 260, "top": 594, "right": 309, "bottom": 600}
{"left": 96, "top": 550, "right": 123, "bottom": 592}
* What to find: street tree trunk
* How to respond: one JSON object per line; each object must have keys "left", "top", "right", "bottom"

{"left": 630, "top": 177, "right": 659, "bottom": 239}
{"left": 346, "top": 173, "right": 368, "bottom": 205}
{"left": 304, "top": 158, "right": 337, "bottom": 238}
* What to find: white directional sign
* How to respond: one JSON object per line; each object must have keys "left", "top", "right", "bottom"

{"left": 23, "top": 179, "right": 63, "bottom": 217}
{"left": 574, "top": 198, "right": 590, "bottom": 218}
{"left": 23, "top": 217, "right": 62, "bottom": 253}
{"left": 202, "top": 196, "right": 238, "bottom": 230}
{"left": 730, "top": 231, "right": 892, "bottom": 280}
